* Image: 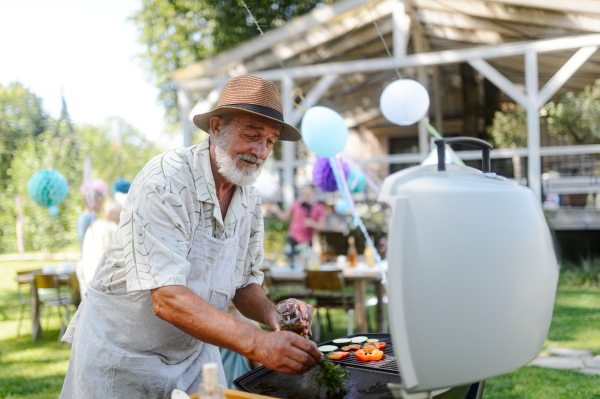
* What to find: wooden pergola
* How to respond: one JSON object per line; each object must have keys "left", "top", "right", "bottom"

{"left": 173, "top": 0, "right": 600, "bottom": 208}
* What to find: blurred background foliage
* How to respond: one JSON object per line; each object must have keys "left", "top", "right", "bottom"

{"left": 488, "top": 78, "right": 600, "bottom": 149}
{"left": 130, "top": 0, "right": 336, "bottom": 133}
{"left": 0, "top": 82, "right": 161, "bottom": 254}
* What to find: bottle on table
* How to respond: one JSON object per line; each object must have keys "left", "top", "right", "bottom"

{"left": 364, "top": 237, "right": 376, "bottom": 268}
{"left": 347, "top": 236, "right": 357, "bottom": 268}
{"left": 197, "top": 363, "right": 225, "bottom": 399}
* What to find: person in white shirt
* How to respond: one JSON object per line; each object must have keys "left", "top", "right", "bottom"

{"left": 76, "top": 200, "right": 122, "bottom": 297}
{"left": 60, "top": 75, "right": 322, "bottom": 399}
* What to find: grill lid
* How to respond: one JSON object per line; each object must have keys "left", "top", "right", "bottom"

{"left": 378, "top": 137, "right": 559, "bottom": 393}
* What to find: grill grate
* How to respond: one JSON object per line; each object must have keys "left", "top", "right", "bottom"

{"left": 321, "top": 333, "right": 399, "bottom": 375}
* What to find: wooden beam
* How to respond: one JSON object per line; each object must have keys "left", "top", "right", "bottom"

{"left": 426, "top": 25, "right": 503, "bottom": 44}
{"left": 538, "top": 46, "right": 599, "bottom": 107}
{"left": 468, "top": 59, "right": 528, "bottom": 107}
{"left": 411, "top": 0, "right": 600, "bottom": 33}
{"left": 416, "top": 8, "right": 552, "bottom": 38}
{"left": 289, "top": 74, "right": 339, "bottom": 126}
{"left": 485, "top": 0, "right": 600, "bottom": 15}
{"left": 233, "top": 0, "right": 395, "bottom": 75}
{"left": 178, "top": 33, "right": 600, "bottom": 90}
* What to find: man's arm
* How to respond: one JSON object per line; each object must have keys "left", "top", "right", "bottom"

{"left": 232, "top": 283, "right": 314, "bottom": 337}
{"left": 151, "top": 285, "right": 322, "bottom": 374}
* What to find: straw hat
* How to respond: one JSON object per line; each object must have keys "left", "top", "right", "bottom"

{"left": 192, "top": 75, "right": 301, "bottom": 142}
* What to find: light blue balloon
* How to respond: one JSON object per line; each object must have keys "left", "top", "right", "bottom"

{"left": 27, "top": 169, "right": 69, "bottom": 207}
{"left": 48, "top": 206, "right": 59, "bottom": 216}
{"left": 334, "top": 199, "right": 349, "bottom": 215}
{"left": 301, "top": 106, "right": 348, "bottom": 158}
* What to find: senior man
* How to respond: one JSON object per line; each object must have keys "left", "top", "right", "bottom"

{"left": 60, "top": 75, "right": 323, "bottom": 398}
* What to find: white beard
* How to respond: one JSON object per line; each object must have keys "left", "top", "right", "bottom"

{"left": 215, "top": 130, "right": 264, "bottom": 187}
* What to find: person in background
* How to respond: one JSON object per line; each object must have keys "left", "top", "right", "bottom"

{"left": 76, "top": 179, "right": 107, "bottom": 250}
{"left": 269, "top": 184, "right": 326, "bottom": 267}
{"left": 76, "top": 200, "right": 122, "bottom": 297}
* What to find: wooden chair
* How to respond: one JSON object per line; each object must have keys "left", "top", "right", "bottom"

{"left": 32, "top": 274, "right": 75, "bottom": 344}
{"left": 305, "top": 269, "right": 354, "bottom": 342}
{"left": 15, "top": 269, "right": 42, "bottom": 338}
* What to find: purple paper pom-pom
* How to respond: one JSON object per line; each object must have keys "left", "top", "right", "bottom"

{"left": 312, "top": 157, "right": 349, "bottom": 192}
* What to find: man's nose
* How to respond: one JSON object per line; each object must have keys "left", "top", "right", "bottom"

{"left": 251, "top": 140, "right": 270, "bottom": 159}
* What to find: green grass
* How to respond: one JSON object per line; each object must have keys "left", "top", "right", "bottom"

{"left": 1, "top": 260, "right": 600, "bottom": 398}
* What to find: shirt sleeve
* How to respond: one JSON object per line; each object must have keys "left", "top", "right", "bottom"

{"left": 122, "top": 158, "right": 197, "bottom": 292}
{"left": 312, "top": 203, "right": 326, "bottom": 221}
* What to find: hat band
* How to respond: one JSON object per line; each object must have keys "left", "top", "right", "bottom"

{"left": 223, "top": 103, "right": 284, "bottom": 122}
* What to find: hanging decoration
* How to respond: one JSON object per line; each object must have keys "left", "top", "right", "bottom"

{"left": 27, "top": 169, "right": 69, "bottom": 214}
{"left": 380, "top": 79, "right": 430, "bottom": 126}
{"left": 301, "top": 106, "right": 349, "bottom": 158}
{"left": 334, "top": 199, "right": 349, "bottom": 215}
{"left": 312, "top": 156, "right": 349, "bottom": 192}
{"left": 347, "top": 169, "right": 367, "bottom": 193}
{"left": 112, "top": 178, "right": 131, "bottom": 195}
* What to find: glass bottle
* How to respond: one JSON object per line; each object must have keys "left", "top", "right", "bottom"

{"left": 364, "top": 237, "right": 376, "bottom": 268}
{"left": 276, "top": 298, "right": 304, "bottom": 336}
{"left": 347, "top": 236, "right": 357, "bottom": 268}
{"left": 197, "top": 363, "right": 225, "bottom": 399}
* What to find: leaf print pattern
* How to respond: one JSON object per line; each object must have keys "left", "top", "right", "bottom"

{"left": 91, "top": 138, "right": 264, "bottom": 294}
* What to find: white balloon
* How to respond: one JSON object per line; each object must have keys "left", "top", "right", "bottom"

{"left": 380, "top": 79, "right": 430, "bottom": 126}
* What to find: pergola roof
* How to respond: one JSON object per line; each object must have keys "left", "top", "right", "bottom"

{"left": 174, "top": 0, "right": 600, "bottom": 128}
{"left": 172, "top": 0, "right": 600, "bottom": 205}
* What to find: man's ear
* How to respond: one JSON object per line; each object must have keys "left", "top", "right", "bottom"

{"left": 209, "top": 116, "right": 224, "bottom": 138}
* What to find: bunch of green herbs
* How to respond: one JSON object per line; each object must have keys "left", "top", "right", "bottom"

{"left": 315, "top": 359, "right": 349, "bottom": 398}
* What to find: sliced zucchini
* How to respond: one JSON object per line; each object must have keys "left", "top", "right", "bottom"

{"left": 350, "top": 336, "right": 369, "bottom": 343}
{"left": 317, "top": 345, "right": 339, "bottom": 352}
{"left": 366, "top": 339, "right": 379, "bottom": 343}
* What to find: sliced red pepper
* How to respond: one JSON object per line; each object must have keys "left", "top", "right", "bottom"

{"left": 355, "top": 349, "right": 384, "bottom": 361}
{"left": 341, "top": 346, "right": 351, "bottom": 351}
{"left": 372, "top": 342, "right": 387, "bottom": 349}
{"left": 328, "top": 351, "right": 349, "bottom": 359}
{"left": 348, "top": 344, "right": 362, "bottom": 350}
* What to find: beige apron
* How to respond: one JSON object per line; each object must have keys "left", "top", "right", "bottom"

{"left": 60, "top": 204, "right": 244, "bottom": 398}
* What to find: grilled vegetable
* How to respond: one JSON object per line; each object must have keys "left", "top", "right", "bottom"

{"left": 315, "top": 359, "right": 349, "bottom": 398}
{"left": 328, "top": 351, "right": 349, "bottom": 360}
{"left": 355, "top": 348, "right": 384, "bottom": 361}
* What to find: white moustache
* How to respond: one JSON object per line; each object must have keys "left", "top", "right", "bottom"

{"left": 237, "top": 154, "right": 264, "bottom": 166}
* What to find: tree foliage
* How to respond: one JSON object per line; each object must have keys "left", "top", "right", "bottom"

{"left": 0, "top": 82, "right": 48, "bottom": 187}
{"left": 488, "top": 79, "right": 600, "bottom": 149}
{"left": 487, "top": 103, "right": 529, "bottom": 149}
{"left": 0, "top": 87, "right": 162, "bottom": 254}
{"left": 545, "top": 78, "right": 600, "bottom": 145}
{"left": 130, "top": 0, "right": 335, "bottom": 132}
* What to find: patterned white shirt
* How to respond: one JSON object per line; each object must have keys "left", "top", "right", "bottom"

{"left": 91, "top": 138, "right": 265, "bottom": 294}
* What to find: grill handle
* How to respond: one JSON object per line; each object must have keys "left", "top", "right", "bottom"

{"left": 434, "top": 137, "right": 492, "bottom": 173}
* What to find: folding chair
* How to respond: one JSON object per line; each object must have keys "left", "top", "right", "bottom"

{"left": 32, "top": 274, "right": 75, "bottom": 344}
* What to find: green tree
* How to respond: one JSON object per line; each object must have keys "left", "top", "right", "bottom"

{"left": 130, "top": 0, "right": 336, "bottom": 132}
{"left": 0, "top": 112, "right": 161, "bottom": 254}
{"left": 545, "top": 78, "right": 600, "bottom": 145}
{"left": 0, "top": 82, "right": 48, "bottom": 188}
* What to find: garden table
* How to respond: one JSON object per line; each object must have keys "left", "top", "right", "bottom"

{"left": 267, "top": 266, "right": 385, "bottom": 334}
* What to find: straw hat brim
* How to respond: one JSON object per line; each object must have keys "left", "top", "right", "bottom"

{"left": 193, "top": 105, "right": 301, "bottom": 142}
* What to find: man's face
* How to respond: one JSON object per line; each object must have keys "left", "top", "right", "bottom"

{"left": 213, "top": 113, "right": 280, "bottom": 186}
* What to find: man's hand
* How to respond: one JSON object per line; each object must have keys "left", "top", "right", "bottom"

{"left": 253, "top": 330, "right": 323, "bottom": 374}
{"left": 264, "top": 297, "right": 315, "bottom": 337}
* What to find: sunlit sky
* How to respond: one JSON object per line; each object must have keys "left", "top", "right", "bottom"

{"left": 0, "top": 0, "right": 173, "bottom": 147}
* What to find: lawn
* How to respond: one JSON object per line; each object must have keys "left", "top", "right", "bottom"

{"left": 1, "top": 260, "right": 599, "bottom": 398}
